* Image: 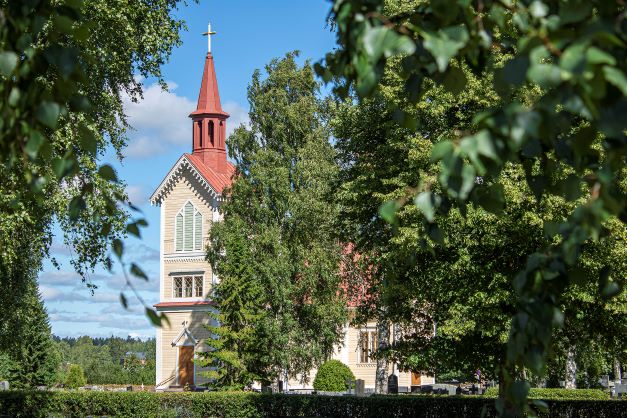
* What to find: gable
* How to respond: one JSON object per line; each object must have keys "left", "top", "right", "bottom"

{"left": 150, "top": 154, "right": 234, "bottom": 206}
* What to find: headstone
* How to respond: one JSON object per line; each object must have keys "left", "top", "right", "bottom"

{"left": 387, "top": 374, "right": 398, "bottom": 394}
{"left": 261, "top": 385, "right": 272, "bottom": 394}
{"left": 600, "top": 375, "right": 609, "bottom": 388}
{"left": 127, "top": 385, "right": 133, "bottom": 391}
{"left": 0, "top": 381, "right": 8, "bottom": 391}
{"left": 355, "top": 379, "right": 365, "bottom": 397}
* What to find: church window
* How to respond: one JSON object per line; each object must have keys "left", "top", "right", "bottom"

{"left": 175, "top": 202, "right": 202, "bottom": 251}
{"left": 172, "top": 275, "right": 204, "bottom": 299}
{"left": 173, "top": 277, "right": 183, "bottom": 298}
{"left": 209, "top": 120, "right": 214, "bottom": 146}
{"left": 359, "top": 330, "right": 378, "bottom": 363}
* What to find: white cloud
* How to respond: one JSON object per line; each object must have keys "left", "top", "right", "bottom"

{"left": 223, "top": 101, "right": 250, "bottom": 138}
{"left": 40, "top": 285, "right": 86, "bottom": 302}
{"left": 39, "top": 271, "right": 80, "bottom": 286}
{"left": 122, "top": 82, "right": 249, "bottom": 159}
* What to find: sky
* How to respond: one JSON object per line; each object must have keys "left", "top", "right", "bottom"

{"left": 40, "top": 0, "right": 337, "bottom": 339}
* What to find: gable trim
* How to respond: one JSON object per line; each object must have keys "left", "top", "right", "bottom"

{"left": 150, "top": 155, "right": 220, "bottom": 206}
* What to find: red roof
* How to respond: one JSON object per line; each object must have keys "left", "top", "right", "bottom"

{"left": 154, "top": 301, "right": 215, "bottom": 308}
{"left": 185, "top": 153, "right": 235, "bottom": 194}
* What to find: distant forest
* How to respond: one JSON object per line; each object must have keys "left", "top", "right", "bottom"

{"left": 53, "top": 335, "right": 155, "bottom": 385}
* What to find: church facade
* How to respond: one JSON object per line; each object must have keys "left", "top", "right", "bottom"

{"left": 151, "top": 34, "right": 433, "bottom": 392}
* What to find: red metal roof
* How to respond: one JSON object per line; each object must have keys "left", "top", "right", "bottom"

{"left": 185, "top": 153, "right": 235, "bottom": 194}
{"left": 154, "top": 301, "right": 215, "bottom": 308}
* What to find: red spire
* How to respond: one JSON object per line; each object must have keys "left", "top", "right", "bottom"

{"left": 189, "top": 51, "right": 229, "bottom": 173}
{"left": 190, "top": 53, "right": 228, "bottom": 117}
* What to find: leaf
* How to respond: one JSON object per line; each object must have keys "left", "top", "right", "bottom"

{"left": 430, "top": 141, "right": 454, "bottom": 162}
{"left": 603, "top": 66, "right": 627, "bottom": 96}
{"left": 25, "top": 131, "right": 45, "bottom": 159}
{"left": 414, "top": 192, "right": 436, "bottom": 222}
{"left": 126, "top": 222, "right": 141, "bottom": 238}
{"left": 363, "top": 26, "right": 415, "bottom": 60}
{"left": 527, "top": 64, "right": 562, "bottom": 89}
{"left": 476, "top": 183, "right": 505, "bottom": 214}
{"left": 130, "top": 263, "right": 148, "bottom": 281}
{"left": 503, "top": 56, "right": 530, "bottom": 86}
{"left": 146, "top": 308, "right": 162, "bottom": 327}
{"left": 0, "top": 51, "right": 18, "bottom": 76}
{"left": 120, "top": 293, "right": 128, "bottom": 309}
{"left": 558, "top": 0, "right": 592, "bottom": 24}
{"left": 442, "top": 66, "right": 467, "bottom": 94}
{"left": 423, "top": 25, "right": 469, "bottom": 72}
{"left": 379, "top": 200, "right": 400, "bottom": 224}
{"left": 112, "top": 239, "right": 124, "bottom": 259}
{"left": 98, "top": 164, "right": 118, "bottom": 182}
{"left": 68, "top": 196, "right": 86, "bottom": 221}
{"left": 510, "top": 380, "right": 530, "bottom": 402}
{"left": 586, "top": 47, "right": 615, "bottom": 66}
{"left": 36, "top": 101, "right": 61, "bottom": 129}
{"left": 529, "top": 1, "right": 548, "bottom": 18}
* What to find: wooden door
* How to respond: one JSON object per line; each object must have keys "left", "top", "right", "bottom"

{"left": 411, "top": 372, "right": 422, "bottom": 386}
{"left": 178, "top": 346, "right": 194, "bottom": 387}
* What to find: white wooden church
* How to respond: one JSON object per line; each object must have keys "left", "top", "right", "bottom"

{"left": 150, "top": 26, "right": 433, "bottom": 392}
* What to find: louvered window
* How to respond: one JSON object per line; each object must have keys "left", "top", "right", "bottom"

{"left": 175, "top": 202, "right": 202, "bottom": 252}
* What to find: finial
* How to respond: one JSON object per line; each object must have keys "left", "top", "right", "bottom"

{"left": 202, "top": 22, "right": 217, "bottom": 53}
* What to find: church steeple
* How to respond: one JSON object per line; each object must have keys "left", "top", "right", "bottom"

{"left": 189, "top": 23, "right": 229, "bottom": 173}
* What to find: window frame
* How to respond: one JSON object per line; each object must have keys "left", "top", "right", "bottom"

{"left": 172, "top": 275, "right": 204, "bottom": 299}
{"left": 358, "top": 329, "right": 378, "bottom": 364}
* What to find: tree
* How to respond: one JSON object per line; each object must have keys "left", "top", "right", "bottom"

{"left": 65, "top": 364, "right": 86, "bottom": 389}
{"left": 321, "top": 0, "right": 626, "bottom": 413}
{"left": 206, "top": 52, "right": 346, "bottom": 386}
{"left": 0, "top": 0, "right": 185, "bottom": 325}
{"left": 199, "top": 219, "right": 261, "bottom": 390}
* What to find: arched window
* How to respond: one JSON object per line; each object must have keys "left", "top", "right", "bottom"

{"left": 209, "top": 120, "right": 215, "bottom": 146}
{"left": 175, "top": 202, "right": 202, "bottom": 251}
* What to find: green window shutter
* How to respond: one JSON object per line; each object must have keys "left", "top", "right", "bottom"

{"left": 175, "top": 213, "right": 183, "bottom": 251}
{"left": 184, "top": 202, "right": 193, "bottom": 251}
{"left": 194, "top": 211, "right": 202, "bottom": 250}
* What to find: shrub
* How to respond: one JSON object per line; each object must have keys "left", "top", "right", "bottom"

{"left": 483, "top": 387, "right": 609, "bottom": 400}
{"left": 64, "top": 364, "right": 86, "bottom": 389}
{"left": 313, "top": 360, "right": 355, "bottom": 392}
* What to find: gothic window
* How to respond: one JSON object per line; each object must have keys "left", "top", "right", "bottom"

{"left": 209, "top": 120, "right": 214, "bottom": 146}
{"left": 172, "top": 275, "right": 204, "bottom": 299}
{"left": 359, "top": 330, "right": 378, "bottom": 363}
{"left": 175, "top": 202, "right": 202, "bottom": 251}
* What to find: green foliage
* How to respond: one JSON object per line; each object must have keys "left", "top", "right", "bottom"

{"left": 206, "top": 52, "right": 346, "bottom": 385}
{"left": 65, "top": 364, "right": 86, "bottom": 389}
{"left": 199, "top": 220, "right": 261, "bottom": 390}
{"left": 0, "top": 249, "right": 59, "bottom": 388}
{"left": 0, "top": 391, "right": 625, "bottom": 418}
{"left": 53, "top": 335, "right": 155, "bottom": 385}
{"left": 323, "top": 0, "right": 626, "bottom": 413}
{"left": 484, "top": 387, "right": 609, "bottom": 401}
{"left": 313, "top": 360, "right": 355, "bottom": 392}
{"left": 0, "top": 0, "right": 183, "bottom": 325}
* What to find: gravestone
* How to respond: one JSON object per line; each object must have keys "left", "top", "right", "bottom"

{"left": 0, "top": 381, "right": 8, "bottom": 391}
{"left": 387, "top": 374, "right": 398, "bottom": 394}
{"left": 355, "top": 379, "right": 365, "bottom": 397}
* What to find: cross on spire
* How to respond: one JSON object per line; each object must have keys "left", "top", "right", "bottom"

{"left": 202, "top": 22, "right": 216, "bottom": 53}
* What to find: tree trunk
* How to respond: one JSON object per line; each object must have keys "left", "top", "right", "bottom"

{"left": 374, "top": 319, "right": 389, "bottom": 394}
{"left": 565, "top": 345, "right": 577, "bottom": 389}
{"left": 614, "top": 357, "right": 622, "bottom": 382}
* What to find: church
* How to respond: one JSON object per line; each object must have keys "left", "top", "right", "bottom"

{"left": 150, "top": 26, "right": 433, "bottom": 392}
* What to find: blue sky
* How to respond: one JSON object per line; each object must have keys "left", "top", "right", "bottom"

{"left": 40, "top": 0, "right": 336, "bottom": 339}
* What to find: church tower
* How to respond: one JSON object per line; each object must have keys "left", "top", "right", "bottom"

{"left": 150, "top": 23, "right": 234, "bottom": 390}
